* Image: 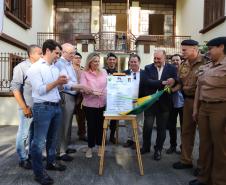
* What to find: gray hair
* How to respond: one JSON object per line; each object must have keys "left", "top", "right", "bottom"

{"left": 27, "top": 44, "right": 41, "bottom": 57}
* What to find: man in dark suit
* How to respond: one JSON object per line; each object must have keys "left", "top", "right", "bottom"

{"left": 141, "top": 49, "right": 177, "bottom": 161}
{"left": 123, "top": 53, "right": 146, "bottom": 148}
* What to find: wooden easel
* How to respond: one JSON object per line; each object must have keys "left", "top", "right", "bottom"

{"left": 99, "top": 114, "right": 144, "bottom": 176}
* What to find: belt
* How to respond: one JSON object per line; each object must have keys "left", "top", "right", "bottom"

{"left": 36, "top": 102, "right": 60, "bottom": 106}
{"left": 62, "top": 91, "right": 76, "bottom": 96}
{"left": 201, "top": 100, "right": 225, "bottom": 104}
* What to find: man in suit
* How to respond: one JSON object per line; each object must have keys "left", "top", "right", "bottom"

{"left": 141, "top": 49, "right": 177, "bottom": 161}
{"left": 123, "top": 53, "right": 146, "bottom": 148}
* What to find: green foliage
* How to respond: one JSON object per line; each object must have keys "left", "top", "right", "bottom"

{"left": 199, "top": 43, "right": 208, "bottom": 54}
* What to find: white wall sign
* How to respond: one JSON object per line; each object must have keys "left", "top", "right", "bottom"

{"left": 106, "top": 75, "right": 135, "bottom": 115}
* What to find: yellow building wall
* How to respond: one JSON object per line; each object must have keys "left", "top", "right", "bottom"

{"left": 176, "top": 0, "right": 226, "bottom": 44}
{"left": 1, "top": 0, "right": 54, "bottom": 52}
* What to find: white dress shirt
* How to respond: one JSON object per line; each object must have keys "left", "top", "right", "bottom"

{"left": 131, "top": 69, "right": 140, "bottom": 99}
{"left": 55, "top": 57, "right": 78, "bottom": 95}
{"left": 156, "top": 65, "right": 164, "bottom": 80}
{"left": 27, "top": 58, "right": 61, "bottom": 103}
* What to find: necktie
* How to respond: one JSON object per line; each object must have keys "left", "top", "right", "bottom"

{"left": 133, "top": 72, "right": 136, "bottom": 80}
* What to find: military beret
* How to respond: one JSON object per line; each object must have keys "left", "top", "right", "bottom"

{"left": 181, "top": 39, "right": 199, "bottom": 46}
{"left": 206, "top": 37, "right": 226, "bottom": 46}
{"left": 107, "top": 52, "right": 117, "bottom": 59}
{"left": 74, "top": 52, "right": 82, "bottom": 58}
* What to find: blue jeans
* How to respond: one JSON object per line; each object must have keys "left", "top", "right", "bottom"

{"left": 16, "top": 108, "right": 33, "bottom": 161}
{"left": 31, "top": 103, "right": 62, "bottom": 176}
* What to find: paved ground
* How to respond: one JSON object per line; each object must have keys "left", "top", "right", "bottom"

{"left": 0, "top": 123, "right": 199, "bottom": 185}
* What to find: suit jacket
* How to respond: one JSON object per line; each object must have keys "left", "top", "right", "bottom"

{"left": 142, "top": 63, "right": 177, "bottom": 113}
{"left": 105, "top": 67, "right": 117, "bottom": 75}
{"left": 123, "top": 69, "right": 146, "bottom": 98}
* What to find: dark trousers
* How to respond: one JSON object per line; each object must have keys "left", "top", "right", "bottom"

{"left": 83, "top": 106, "right": 105, "bottom": 148}
{"left": 143, "top": 110, "right": 169, "bottom": 151}
{"left": 168, "top": 107, "right": 183, "bottom": 148}
{"left": 110, "top": 120, "right": 117, "bottom": 138}
{"left": 75, "top": 103, "right": 86, "bottom": 138}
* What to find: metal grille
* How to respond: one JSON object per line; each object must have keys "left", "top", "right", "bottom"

{"left": 151, "top": 35, "right": 191, "bottom": 55}
{"left": 37, "top": 32, "right": 79, "bottom": 47}
{"left": 0, "top": 52, "right": 27, "bottom": 95}
{"left": 94, "top": 31, "right": 136, "bottom": 53}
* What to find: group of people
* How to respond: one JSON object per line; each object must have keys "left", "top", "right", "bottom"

{"left": 10, "top": 36, "right": 226, "bottom": 185}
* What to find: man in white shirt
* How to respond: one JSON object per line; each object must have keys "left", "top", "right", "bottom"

{"left": 123, "top": 54, "right": 145, "bottom": 148}
{"left": 27, "top": 39, "right": 68, "bottom": 185}
{"left": 10, "top": 45, "right": 42, "bottom": 169}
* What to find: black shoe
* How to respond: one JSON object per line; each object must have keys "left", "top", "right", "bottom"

{"left": 46, "top": 162, "right": 66, "bottom": 171}
{"left": 140, "top": 147, "right": 150, "bottom": 154}
{"left": 166, "top": 146, "right": 176, "bottom": 154}
{"left": 59, "top": 154, "right": 74, "bottom": 162}
{"left": 175, "top": 150, "right": 181, "bottom": 155}
{"left": 153, "top": 150, "right": 161, "bottom": 161}
{"left": 189, "top": 179, "right": 206, "bottom": 185}
{"left": 34, "top": 171, "right": 54, "bottom": 185}
{"left": 109, "top": 137, "right": 116, "bottom": 144}
{"left": 19, "top": 159, "right": 32, "bottom": 170}
{"left": 173, "top": 161, "right": 193, "bottom": 169}
{"left": 193, "top": 168, "right": 201, "bottom": 177}
{"left": 131, "top": 143, "right": 136, "bottom": 150}
{"left": 123, "top": 140, "right": 134, "bottom": 148}
{"left": 66, "top": 148, "right": 76, "bottom": 154}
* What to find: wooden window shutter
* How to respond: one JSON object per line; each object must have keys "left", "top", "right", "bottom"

{"left": 144, "top": 44, "right": 150, "bottom": 54}
{"left": 5, "top": 0, "right": 11, "bottom": 11}
{"left": 9, "top": 54, "right": 24, "bottom": 81}
{"left": 25, "top": 0, "right": 32, "bottom": 27}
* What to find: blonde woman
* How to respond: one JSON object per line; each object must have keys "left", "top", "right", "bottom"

{"left": 80, "top": 53, "right": 107, "bottom": 158}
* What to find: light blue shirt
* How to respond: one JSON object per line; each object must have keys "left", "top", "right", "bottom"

{"left": 26, "top": 58, "right": 61, "bottom": 103}
{"left": 55, "top": 57, "right": 78, "bottom": 95}
{"left": 172, "top": 90, "right": 184, "bottom": 108}
{"left": 10, "top": 59, "right": 33, "bottom": 107}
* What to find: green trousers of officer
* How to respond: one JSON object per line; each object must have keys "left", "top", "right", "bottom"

{"left": 180, "top": 98, "right": 201, "bottom": 168}
{"left": 198, "top": 102, "right": 226, "bottom": 185}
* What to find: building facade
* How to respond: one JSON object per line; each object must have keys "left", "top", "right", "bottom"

{"left": 0, "top": 0, "right": 225, "bottom": 125}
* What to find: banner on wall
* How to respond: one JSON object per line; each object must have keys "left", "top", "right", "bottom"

{"left": 0, "top": 0, "right": 4, "bottom": 33}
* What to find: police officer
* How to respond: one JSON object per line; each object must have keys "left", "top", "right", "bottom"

{"left": 189, "top": 37, "right": 226, "bottom": 185}
{"left": 173, "top": 40, "right": 208, "bottom": 174}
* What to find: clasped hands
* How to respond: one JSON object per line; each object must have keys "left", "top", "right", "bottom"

{"left": 162, "top": 78, "right": 175, "bottom": 87}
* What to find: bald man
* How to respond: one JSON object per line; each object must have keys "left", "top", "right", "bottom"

{"left": 55, "top": 43, "right": 89, "bottom": 161}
